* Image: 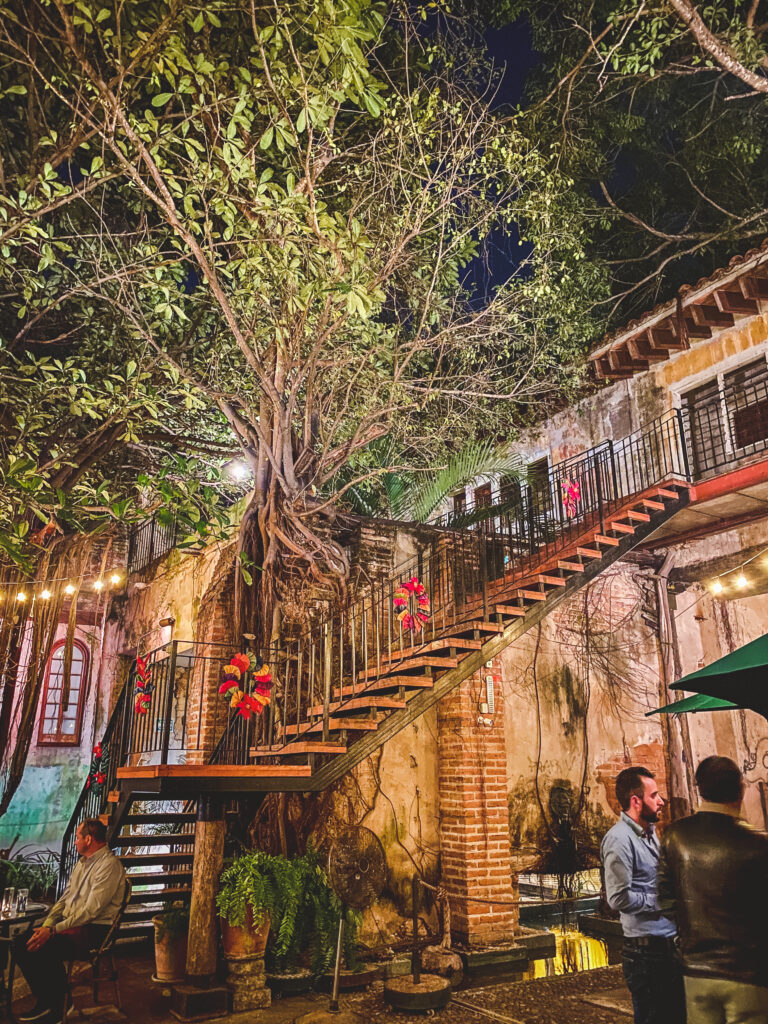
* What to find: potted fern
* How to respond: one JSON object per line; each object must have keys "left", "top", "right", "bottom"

{"left": 153, "top": 901, "right": 189, "bottom": 982}
{"left": 216, "top": 851, "right": 275, "bottom": 959}
{"left": 265, "top": 848, "right": 348, "bottom": 997}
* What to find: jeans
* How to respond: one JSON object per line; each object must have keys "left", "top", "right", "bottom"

{"left": 684, "top": 975, "right": 768, "bottom": 1024}
{"left": 12, "top": 925, "right": 109, "bottom": 1013}
{"left": 623, "top": 943, "right": 686, "bottom": 1024}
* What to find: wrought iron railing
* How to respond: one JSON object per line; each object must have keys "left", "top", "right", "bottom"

{"left": 203, "top": 409, "right": 691, "bottom": 767}
{"left": 58, "top": 677, "right": 132, "bottom": 892}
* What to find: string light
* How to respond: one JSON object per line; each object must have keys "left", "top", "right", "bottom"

{"left": 737, "top": 573, "right": 748, "bottom": 589}
{"left": 0, "top": 569, "right": 124, "bottom": 599}
{"left": 711, "top": 580, "right": 723, "bottom": 595}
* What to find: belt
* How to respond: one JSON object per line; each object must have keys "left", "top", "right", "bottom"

{"left": 624, "top": 935, "right": 677, "bottom": 952}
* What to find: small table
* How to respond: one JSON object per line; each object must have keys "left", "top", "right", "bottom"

{"left": 0, "top": 905, "right": 49, "bottom": 1021}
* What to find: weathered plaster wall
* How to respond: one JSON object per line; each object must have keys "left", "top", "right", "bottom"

{"left": 498, "top": 562, "right": 672, "bottom": 874}
{"left": 0, "top": 622, "right": 107, "bottom": 854}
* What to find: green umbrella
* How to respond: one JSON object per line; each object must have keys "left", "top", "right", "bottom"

{"left": 657, "top": 632, "right": 768, "bottom": 721}
{"left": 647, "top": 692, "right": 738, "bottom": 717}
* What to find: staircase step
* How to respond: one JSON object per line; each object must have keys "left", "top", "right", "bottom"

{"left": 129, "top": 886, "right": 192, "bottom": 904}
{"left": 558, "top": 560, "right": 585, "bottom": 573}
{"left": 608, "top": 521, "right": 635, "bottom": 535}
{"left": 656, "top": 487, "right": 680, "bottom": 499}
{"left": 624, "top": 509, "right": 651, "bottom": 522}
{"left": 494, "top": 604, "right": 527, "bottom": 618}
{"left": 519, "top": 574, "right": 566, "bottom": 588}
{"left": 115, "top": 833, "right": 194, "bottom": 847}
{"left": 251, "top": 742, "right": 346, "bottom": 756}
{"left": 576, "top": 547, "right": 602, "bottom": 559}
{"left": 121, "top": 813, "right": 196, "bottom": 828}
{"left": 332, "top": 675, "right": 434, "bottom": 698}
{"left": 358, "top": 655, "right": 458, "bottom": 680}
{"left": 641, "top": 498, "right": 666, "bottom": 511}
{"left": 124, "top": 871, "right": 193, "bottom": 887}
{"left": 513, "top": 589, "right": 547, "bottom": 602}
{"left": 120, "top": 851, "right": 194, "bottom": 867}
{"left": 307, "top": 696, "right": 407, "bottom": 716}
{"left": 382, "top": 638, "right": 482, "bottom": 663}
{"left": 284, "top": 718, "right": 379, "bottom": 737}
{"left": 593, "top": 534, "right": 620, "bottom": 547}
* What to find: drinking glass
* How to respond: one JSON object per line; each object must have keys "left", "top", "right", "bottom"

{"left": 16, "top": 888, "right": 29, "bottom": 914}
{"left": 1, "top": 887, "right": 15, "bottom": 917}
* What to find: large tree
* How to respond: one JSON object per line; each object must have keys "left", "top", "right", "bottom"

{"left": 0, "top": 0, "right": 600, "bottom": 638}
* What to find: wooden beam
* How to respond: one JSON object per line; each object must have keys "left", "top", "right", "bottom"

{"left": 684, "top": 317, "right": 712, "bottom": 339}
{"left": 715, "top": 288, "right": 759, "bottom": 315}
{"left": 690, "top": 304, "right": 734, "bottom": 328}
{"left": 628, "top": 336, "right": 669, "bottom": 362}
{"left": 740, "top": 274, "right": 768, "bottom": 301}
{"left": 608, "top": 346, "right": 647, "bottom": 374}
{"left": 649, "top": 326, "right": 687, "bottom": 351}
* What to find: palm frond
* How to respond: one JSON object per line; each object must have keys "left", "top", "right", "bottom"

{"left": 395, "top": 441, "right": 527, "bottom": 523}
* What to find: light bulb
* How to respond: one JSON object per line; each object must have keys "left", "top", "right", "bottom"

{"left": 64, "top": 584, "right": 75, "bottom": 596}
{"left": 93, "top": 579, "right": 104, "bottom": 591}
{"left": 16, "top": 592, "right": 27, "bottom": 602}
{"left": 712, "top": 580, "right": 723, "bottom": 595}
{"left": 736, "top": 574, "right": 748, "bottom": 589}
{"left": 110, "top": 572, "right": 121, "bottom": 585}
{"left": 228, "top": 459, "right": 250, "bottom": 481}
{"left": 40, "top": 589, "right": 51, "bottom": 600}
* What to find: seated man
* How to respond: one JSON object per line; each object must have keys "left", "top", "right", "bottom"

{"left": 13, "top": 818, "right": 127, "bottom": 1023}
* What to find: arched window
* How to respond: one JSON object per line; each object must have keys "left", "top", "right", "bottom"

{"left": 38, "top": 640, "right": 89, "bottom": 745}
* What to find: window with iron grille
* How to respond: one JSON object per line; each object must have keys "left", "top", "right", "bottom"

{"left": 38, "top": 640, "right": 89, "bottom": 745}
{"left": 682, "top": 356, "right": 768, "bottom": 477}
{"left": 724, "top": 358, "right": 768, "bottom": 452}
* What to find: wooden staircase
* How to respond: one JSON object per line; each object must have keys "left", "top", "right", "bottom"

{"left": 114, "top": 480, "right": 691, "bottom": 798}
{"left": 61, "top": 409, "right": 694, "bottom": 907}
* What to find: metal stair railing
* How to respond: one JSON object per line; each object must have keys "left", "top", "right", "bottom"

{"left": 58, "top": 672, "right": 133, "bottom": 893}
{"left": 61, "top": 409, "right": 691, "bottom": 805}
{"left": 213, "top": 409, "right": 691, "bottom": 764}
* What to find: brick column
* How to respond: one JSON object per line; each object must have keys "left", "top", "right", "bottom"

{"left": 185, "top": 547, "right": 237, "bottom": 764}
{"left": 437, "top": 658, "right": 518, "bottom": 946}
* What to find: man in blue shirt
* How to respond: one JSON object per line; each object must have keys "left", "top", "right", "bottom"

{"left": 601, "top": 766, "right": 685, "bottom": 1024}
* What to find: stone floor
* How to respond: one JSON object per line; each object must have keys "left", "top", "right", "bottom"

{"left": 9, "top": 951, "right": 633, "bottom": 1024}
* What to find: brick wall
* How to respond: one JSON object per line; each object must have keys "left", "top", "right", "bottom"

{"left": 185, "top": 546, "right": 237, "bottom": 764}
{"left": 437, "top": 656, "right": 518, "bottom": 945}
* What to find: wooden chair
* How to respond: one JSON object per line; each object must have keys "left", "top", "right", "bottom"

{"left": 61, "top": 878, "right": 131, "bottom": 1022}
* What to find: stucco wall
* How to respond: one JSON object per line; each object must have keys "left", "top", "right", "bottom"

{"left": 0, "top": 622, "right": 108, "bottom": 855}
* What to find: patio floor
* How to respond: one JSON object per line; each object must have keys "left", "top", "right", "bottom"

{"left": 10, "top": 950, "right": 632, "bottom": 1024}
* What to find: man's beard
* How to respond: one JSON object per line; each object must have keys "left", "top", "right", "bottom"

{"left": 640, "top": 801, "right": 660, "bottom": 824}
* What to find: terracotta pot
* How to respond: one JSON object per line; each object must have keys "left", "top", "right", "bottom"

{"left": 220, "top": 907, "right": 270, "bottom": 960}
{"left": 153, "top": 916, "right": 188, "bottom": 983}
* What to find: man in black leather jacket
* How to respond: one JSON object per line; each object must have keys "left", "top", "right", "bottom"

{"left": 658, "top": 756, "right": 768, "bottom": 1024}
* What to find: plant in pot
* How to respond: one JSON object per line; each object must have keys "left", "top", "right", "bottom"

{"left": 216, "top": 851, "right": 277, "bottom": 960}
{"left": 153, "top": 901, "right": 189, "bottom": 983}
{"left": 265, "top": 848, "right": 359, "bottom": 997}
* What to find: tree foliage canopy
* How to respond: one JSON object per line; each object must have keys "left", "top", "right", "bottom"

{"left": 0, "top": 0, "right": 602, "bottom": 625}
{"left": 499, "top": 0, "right": 768, "bottom": 327}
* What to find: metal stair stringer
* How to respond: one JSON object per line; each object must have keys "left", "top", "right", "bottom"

{"left": 308, "top": 485, "right": 691, "bottom": 792}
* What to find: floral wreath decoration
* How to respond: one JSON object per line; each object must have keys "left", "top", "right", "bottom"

{"left": 393, "top": 576, "right": 431, "bottom": 633}
{"left": 218, "top": 652, "right": 273, "bottom": 719}
{"left": 134, "top": 655, "right": 153, "bottom": 715}
{"left": 562, "top": 478, "right": 581, "bottom": 520}
{"left": 86, "top": 742, "right": 108, "bottom": 792}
